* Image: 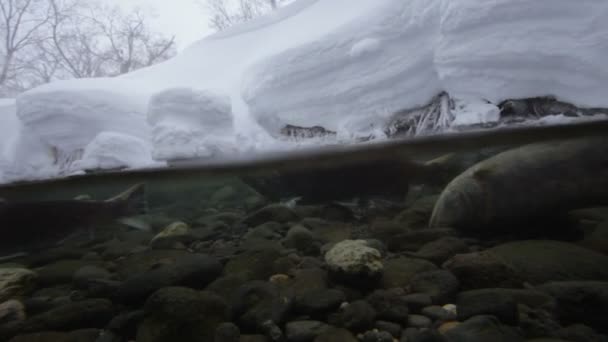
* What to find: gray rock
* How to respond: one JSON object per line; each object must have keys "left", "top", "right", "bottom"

{"left": 388, "top": 228, "right": 457, "bottom": 252}
{"left": 443, "top": 315, "right": 525, "bottom": 342}
{"left": 214, "top": 322, "right": 240, "bottom": 342}
{"left": 285, "top": 320, "right": 329, "bottom": 342}
{"left": 284, "top": 225, "right": 315, "bottom": 253}
{"left": 409, "top": 270, "right": 459, "bottom": 304}
{"left": 407, "top": 314, "right": 432, "bottom": 328}
{"left": 115, "top": 254, "right": 222, "bottom": 304}
{"left": 375, "top": 320, "right": 402, "bottom": 339}
{"left": 0, "top": 269, "right": 37, "bottom": 302}
{"left": 21, "top": 299, "right": 115, "bottom": 333}
{"left": 341, "top": 300, "right": 377, "bottom": 331}
{"left": 294, "top": 289, "right": 345, "bottom": 316}
{"left": 367, "top": 289, "right": 410, "bottom": 323}
{"left": 224, "top": 246, "right": 284, "bottom": 281}
{"left": 289, "top": 268, "right": 328, "bottom": 296}
{"left": 421, "top": 305, "right": 456, "bottom": 321}
{"left": 538, "top": 281, "right": 608, "bottom": 333}
{"left": 325, "top": 240, "right": 383, "bottom": 285}
{"left": 231, "top": 281, "right": 291, "bottom": 331}
{"left": 106, "top": 310, "right": 144, "bottom": 338}
{"left": 243, "top": 204, "right": 299, "bottom": 226}
{"left": 72, "top": 266, "right": 113, "bottom": 289}
{"left": 36, "top": 260, "right": 93, "bottom": 287}
{"left": 395, "top": 195, "right": 440, "bottom": 229}
{"left": 557, "top": 324, "right": 607, "bottom": 342}
{"left": 381, "top": 257, "right": 437, "bottom": 289}
{"left": 362, "top": 329, "right": 394, "bottom": 342}
{"left": 402, "top": 293, "right": 433, "bottom": 312}
{"left": 313, "top": 327, "right": 358, "bottom": 342}
{"left": 408, "top": 237, "right": 469, "bottom": 265}
{"left": 0, "top": 300, "right": 25, "bottom": 325}
{"left": 457, "top": 289, "right": 519, "bottom": 325}
{"left": 443, "top": 250, "right": 522, "bottom": 290}
{"left": 137, "top": 287, "right": 228, "bottom": 342}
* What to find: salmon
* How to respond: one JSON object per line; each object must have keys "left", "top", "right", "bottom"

{"left": 0, "top": 183, "right": 147, "bottom": 257}
{"left": 429, "top": 136, "right": 608, "bottom": 232}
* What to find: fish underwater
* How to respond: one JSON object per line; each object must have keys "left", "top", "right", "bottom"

{"left": 429, "top": 136, "right": 608, "bottom": 233}
{"left": 0, "top": 183, "right": 147, "bottom": 258}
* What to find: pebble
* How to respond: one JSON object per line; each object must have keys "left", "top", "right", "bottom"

{"left": 407, "top": 314, "right": 432, "bottom": 328}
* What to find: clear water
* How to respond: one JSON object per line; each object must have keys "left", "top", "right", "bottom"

{"left": 0, "top": 122, "right": 607, "bottom": 342}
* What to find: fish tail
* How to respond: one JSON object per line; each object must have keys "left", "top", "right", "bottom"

{"left": 106, "top": 183, "right": 148, "bottom": 216}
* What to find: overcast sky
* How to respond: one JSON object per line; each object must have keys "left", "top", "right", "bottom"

{"left": 111, "top": 0, "right": 214, "bottom": 51}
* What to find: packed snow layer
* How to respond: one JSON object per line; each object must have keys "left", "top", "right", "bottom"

{"left": 72, "top": 132, "right": 158, "bottom": 171}
{"left": 148, "top": 88, "right": 237, "bottom": 160}
{"left": 4, "top": 0, "right": 608, "bottom": 183}
{"left": 0, "top": 99, "right": 19, "bottom": 182}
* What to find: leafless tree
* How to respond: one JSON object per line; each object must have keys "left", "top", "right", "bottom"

{"left": 204, "top": 0, "right": 285, "bottom": 31}
{"left": 0, "top": 0, "right": 52, "bottom": 95}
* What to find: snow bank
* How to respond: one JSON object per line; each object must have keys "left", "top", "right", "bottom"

{"left": 147, "top": 88, "right": 237, "bottom": 160}
{"left": 0, "top": 99, "right": 19, "bottom": 182}
{"left": 436, "top": 0, "right": 608, "bottom": 107}
{"left": 13, "top": 78, "right": 152, "bottom": 174}
{"left": 3, "top": 0, "right": 608, "bottom": 184}
{"left": 73, "top": 131, "right": 158, "bottom": 170}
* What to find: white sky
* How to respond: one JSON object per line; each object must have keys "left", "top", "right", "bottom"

{"left": 109, "top": 0, "right": 214, "bottom": 51}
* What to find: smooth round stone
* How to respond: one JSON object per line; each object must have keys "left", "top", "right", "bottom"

{"left": 407, "top": 314, "right": 432, "bottom": 328}
{"left": 421, "top": 305, "right": 456, "bottom": 321}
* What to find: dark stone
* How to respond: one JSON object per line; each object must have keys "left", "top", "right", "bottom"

{"left": 240, "top": 335, "right": 270, "bottom": 342}
{"left": 114, "top": 254, "right": 222, "bottom": 304}
{"left": 243, "top": 204, "right": 299, "bottom": 227}
{"left": 367, "top": 289, "right": 410, "bottom": 323}
{"left": 457, "top": 289, "right": 519, "bottom": 325}
{"left": 388, "top": 229, "right": 456, "bottom": 252}
{"left": 409, "top": 270, "right": 459, "bottom": 304}
{"left": 407, "top": 314, "right": 432, "bottom": 328}
{"left": 421, "top": 305, "right": 455, "bottom": 321}
{"left": 404, "top": 328, "right": 447, "bottom": 342}
{"left": 294, "top": 289, "right": 345, "bottom": 316}
{"left": 443, "top": 251, "right": 522, "bottom": 290}
{"left": 285, "top": 320, "right": 329, "bottom": 342}
{"left": 394, "top": 195, "right": 439, "bottom": 229}
{"left": 375, "top": 320, "right": 402, "bottom": 338}
{"left": 36, "top": 260, "right": 94, "bottom": 287}
{"left": 538, "top": 281, "right": 608, "bottom": 333}
{"left": 442, "top": 315, "right": 525, "bottom": 342}
{"left": 260, "top": 320, "right": 283, "bottom": 342}
{"left": 518, "top": 304, "right": 561, "bottom": 339}
{"left": 136, "top": 287, "right": 228, "bottom": 342}
{"left": 362, "top": 330, "right": 394, "bottom": 342}
{"left": 206, "top": 273, "right": 252, "bottom": 302}
{"left": 106, "top": 310, "right": 144, "bottom": 338}
{"left": 408, "top": 237, "right": 469, "bottom": 265}
{"left": 223, "top": 247, "right": 283, "bottom": 281}
{"left": 21, "top": 299, "right": 114, "bottom": 333}
{"left": 557, "top": 324, "right": 607, "bottom": 342}
{"left": 289, "top": 268, "right": 328, "bottom": 296}
{"left": 381, "top": 257, "right": 437, "bottom": 289}
{"left": 215, "top": 322, "right": 240, "bottom": 342}
{"left": 8, "top": 332, "right": 73, "bottom": 342}
{"left": 313, "top": 327, "right": 358, "bottom": 342}
{"left": 341, "top": 300, "right": 376, "bottom": 332}
{"left": 284, "top": 225, "right": 315, "bottom": 253}
{"left": 231, "top": 281, "right": 291, "bottom": 331}
{"left": 402, "top": 293, "right": 433, "bottom": 313}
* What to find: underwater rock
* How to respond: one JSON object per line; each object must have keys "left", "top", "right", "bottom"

{"left": 72, "top": 265, "right": 113, "bottom": 288}
{"left": 313, "top": 327, "right": 358, "bottom": 342}
{"left": 366, "top": 289, "right": 410, "bottom": 322}
{"left": 136, "top": 287, "right": 228, "bottom": 342}
{"left": 283, "top": 225, "right": 315, "bottom": 253}
{"left": 442, "top": 315, "right": 525, "bottom": 342}
{"left": 387, "top": 228, "right": 457, "bottom": 252}
{"left": 407, "top": 237, "right": 469, "bottom": 265}
{"left": 0, "top": 268, "right": 37, "bottom": 302}
{"left": 407, "top": 314, "right": 432, "bottom": 328}
{"left": 230, "top": 281, "right": 291, "bottom": 331}
{"left": 324, "top": 240, "right": 383, "bottom": 283}
{"left": 445, "top": 240, "right": 608, "bottom": 288}
{"left": 19, "top": 299, "right": 115, "bottom": 333}
{"left": 579, "top": 220, "right": 608, "bottom": 255}
{"left": 421, "top": 305, "right": 455, "bottom": 321}
{"left": 114, "top": 254, "right": 222, "bottom": 304}
{"left": 456, "top": 289, "right": 519, "bottom": 325}
{"left": 395, "top": 195, "right": 440, "bottom": 229}
{"left": 215, "top": 322, "right": 240, "bottom": 342}
{"left": 36, "top": 259, "right": 96, "bottom": 287}
{"left": 409, "top": 270, "right": 460, "bottom": 304}
{"left": 538, "top": 281, "right": 608, "bottom": 334}
{"left": 242, "top": 204, "right": 299, "bottom": 227}
{"left": 223, "top": 246, "right": 284, "bottom": 281}
{"left": 380, "top": 257, "right": 437, "bottom": 289}
{"left": 0, "top": 300, "right": 26, "bottom": 325}
{"left": 285, "top": 320, "right": 330, "bottom": 342}
{"left": 340, "top": 300, "right": 377, "bottom": 332}
{"left": 149, "top": 221, "right": 193, "bottom": 249}
{"left": 430, "top": 136, "right": 608, "bottom": 232}
{"left": 294, "top": 288, "right": 345, "bottom": 316}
